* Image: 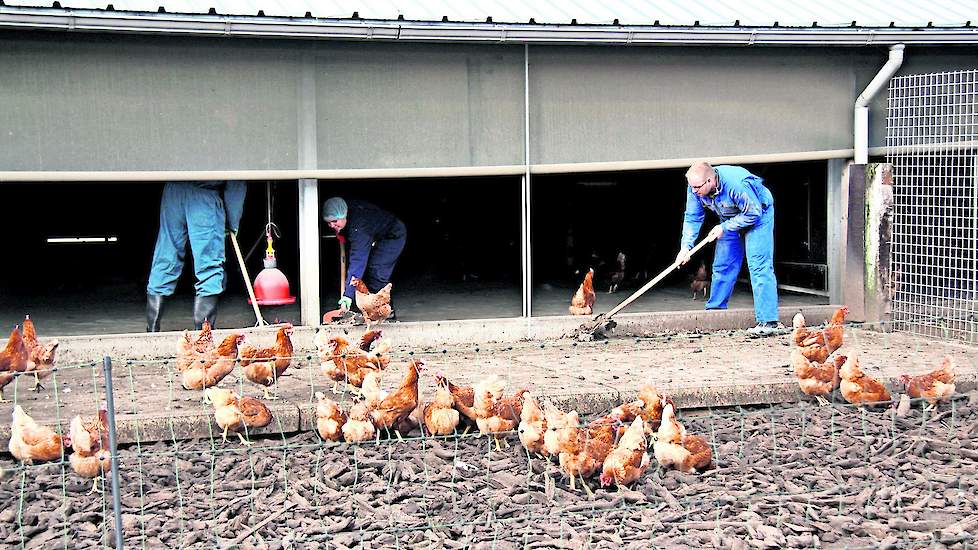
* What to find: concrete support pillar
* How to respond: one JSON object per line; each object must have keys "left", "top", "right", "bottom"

{"left": 865, "top": 163, "right": 895, "bottom": 323}
{"left": 522, "top": 44, "right": 532, "bottom": 318}
{"left": 297, "top": 51, "right": 320, "bottom": 326}
{"left": 843, "top": 162, "right": 894, "bottom": 324}
{"left": 297, "top": 179, "right": 320, "bottom": 326}
{"left": 826, "top": 158, "right": 849, "bottom": 304}
{"left": 844, "top": 165, "right": 866, "bottom": 321}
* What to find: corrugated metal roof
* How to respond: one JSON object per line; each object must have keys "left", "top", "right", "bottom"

{"left": 2, "top": 0, "right": 976, "bottom": 28}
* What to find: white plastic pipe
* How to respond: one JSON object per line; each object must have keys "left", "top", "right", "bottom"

{"left": 11, "top": 142, "right": 978, "bottom": 184}
{"left": 854, "top": 44, "right": 905, "bottom": 164}
{"left": 522, "top": 43, "right": 532, "bottom": 319}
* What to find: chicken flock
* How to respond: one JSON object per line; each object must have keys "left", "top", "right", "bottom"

{"left": 2, "top": 305, "right": 964, "bottom": 496}
{"left": 0, "top": 316, "right": 60, "bottom": 401}
{"left": 790, "top": 306, "right": 956, "bottom": 409}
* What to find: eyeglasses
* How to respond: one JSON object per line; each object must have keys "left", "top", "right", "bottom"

{"left": 690, "top": 177, "right": 712, "bottom": 191}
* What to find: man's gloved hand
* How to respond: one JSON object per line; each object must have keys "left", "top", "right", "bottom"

{"left": 707, "top": 224, "right": 725, "bottom": 242}
{"left": 338, "top": 296, "right": 352, "bottom": 311}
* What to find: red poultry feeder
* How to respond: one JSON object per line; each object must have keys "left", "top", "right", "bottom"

{"left": 250, "top": 235, "right": 296, "bottom": 306}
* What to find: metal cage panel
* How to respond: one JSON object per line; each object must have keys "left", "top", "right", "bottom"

{"left": 887, "top": 69, "right": 978, "bottom": 341}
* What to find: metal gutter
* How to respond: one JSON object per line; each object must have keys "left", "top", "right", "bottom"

{"left": 855, "top": 44, "right": 905, "bottom": 164}
{"left": 2, "top": 8, "right": 978, "bottom": 45}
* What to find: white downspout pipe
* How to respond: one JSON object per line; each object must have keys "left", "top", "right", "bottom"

{"left": 855, "top": 44, "right": 905, "bottom": 164}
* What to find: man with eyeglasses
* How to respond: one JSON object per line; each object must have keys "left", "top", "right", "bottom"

{"left": 676, "top": 162, "right": 783, "bottom": 337}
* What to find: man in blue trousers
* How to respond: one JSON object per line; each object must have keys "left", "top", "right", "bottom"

{"left": 146, "top": 181, "right": 246, "bottom": 331}
{"left": 323, "top": 197, "right": 406, "bottom": 319}
{"left": 676, "top": 162, "right": 782, "bottom": 337}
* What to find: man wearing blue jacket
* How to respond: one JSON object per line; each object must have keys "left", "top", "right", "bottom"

{"left": 677, "top": 162, "right": 782, "bottom": 337}
{"left": 146, "top": 180, "right": 246, "bottom": 331}
{"left": 323, "top": 197, "right": 406, "bottom": 319}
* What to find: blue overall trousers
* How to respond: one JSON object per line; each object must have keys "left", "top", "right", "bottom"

{"left": 147, "top": 181, "right": 246, "bottom": 297}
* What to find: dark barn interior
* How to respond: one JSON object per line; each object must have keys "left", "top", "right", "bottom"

{"left": 0, "top": 162, "right": 827, "bottom": 335}
{"left": 0, "top": 181, "right": 301, "bottom": 333}
{"left": 531, "top": 162, "right": 830, "bottom": 315}
{"left": 316, "top": 177, "right": 524, "bottom": 320}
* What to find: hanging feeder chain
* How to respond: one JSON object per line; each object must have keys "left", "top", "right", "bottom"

{"left": 264, "top": 181, "right": 281, "bottom": 256}
{"left": 243, "top": 183, "right": 281, "bottom": 262}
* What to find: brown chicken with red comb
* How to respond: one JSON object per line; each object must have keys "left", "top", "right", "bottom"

{"left": 0, "top": 326, "right": 31, "bottom": 403}
{"left": 351, "top": 277, "right": 392, "bottom": 329}
{"left": 371, "top": 360, "right": 425, "bottom": 438}
{"left": 240, "top": 324, "right": 295, "bottom": 399}
{"left": 21, "top": 315, "right": 60, "bottom": 392}
{"left": 569, "top": 269, "right": 596, "bottom": 316}
{"left": 898, "top": 355, "right": 956, "bottom": 407}
{"left": 839, "top": 354, "right": 891, "bottom": 406}
{"left": 67, "top": 407, "right": 112, "bottom": 493}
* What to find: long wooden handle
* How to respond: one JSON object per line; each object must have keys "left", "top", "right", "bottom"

{"left": 229, "top": 232, "right": 268, "bottom": 326}
{"left": 603, "top": 235, "right": 714, "bottom": 320}
{"left": 339, "top": 238, "right": 347, "bottom": 297}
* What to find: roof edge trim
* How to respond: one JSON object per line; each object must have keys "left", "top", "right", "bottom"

{"left": 2, "top": 8, "right": 978, "bottom": 45}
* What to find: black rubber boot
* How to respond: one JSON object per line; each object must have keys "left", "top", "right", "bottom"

{"left": 193, "top": 295, "right": 220, "bottom": 330}
{"left": 146, "top": 294, "right": 165, "bottom": 332}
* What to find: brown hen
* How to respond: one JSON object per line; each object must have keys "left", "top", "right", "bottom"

{"left": 316, "top": 333, "right": 387, "bottom": 392}
{"left": 181, "top": 334, "right": 244, "bottom": 390}
{"left": 557, "top": 410, "right": 616, "bottom": 494}
{"left": 568, "top": 269, "right": 596, "bottom": 316}
{"left": 371, "top": 360, "right": 425, "bottom": 437}
{"left": 351, "top": 277, "right": 392, "bottom": 328}
{"left": 839, "top": 354, "right": 891, "bottom": 406}
{"left": 600, "top": 417, "right": 650, "bottom": 488}
{"left": 315, "top": 392, "right": 347, "bottom": 442}
{"left": 792, "top": 349, "right": 844, "bottom": 404}
{"left": 240, "top": 324, "right": 295, "bottom": 398}
{"left": 21, "top": 316, "right": 60, "bottom": 391}
{"left": 205, "top": 388, "right": 273, "bottom": 445}
{"left": 437, "top": 373, "right": 478, "bottom": 426}
{"left": 9, "top": 405, "right": 64, "bottom": 463}
{"left": 898, "top": 355, "right": 956, "bottom": 406}
{"left": 0, "top": 326, "right": 31, "bottom": 402}
{"left": 176, "top": 321, "right": 215, "bottom": 372}
{"left": 67, "top": 408, "right": 111, "bottom": 493}
{"left": 423, "top": 380, "right": 461, "bottom": 436}
{"left": 473, "top": 374, "right": 526, "bottom": 448}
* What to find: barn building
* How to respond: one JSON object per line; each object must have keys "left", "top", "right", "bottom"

{"left": 1, "top": 1, "right": 976, "bottom": 335}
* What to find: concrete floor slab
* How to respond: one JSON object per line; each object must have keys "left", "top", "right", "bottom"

{"left": 2, "top": 283, "right": 825, "bottom": 337}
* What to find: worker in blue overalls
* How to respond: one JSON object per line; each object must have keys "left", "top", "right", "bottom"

{"left": 676, "top": 162, "right": 782, "bottom": 337}
{"left": 323, "top": 197, "right": 406, "bottom": 319}
{"left": 146, "top": 181, "right": 247, "bottom": 331}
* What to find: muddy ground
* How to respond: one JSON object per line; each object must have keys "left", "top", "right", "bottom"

{"left": 1, "top": 390, "right": 976, "bottom": 549}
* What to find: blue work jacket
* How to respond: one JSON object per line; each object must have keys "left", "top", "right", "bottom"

{"left": 680, "top": 165, "right": 773, "bottom": 250}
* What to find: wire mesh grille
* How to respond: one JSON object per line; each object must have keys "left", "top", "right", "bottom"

{"left": 887, "top": 69, "right": 978, "bottom": 342}
{"left": 1, "top": 324, "right": 977, "bottom": 548}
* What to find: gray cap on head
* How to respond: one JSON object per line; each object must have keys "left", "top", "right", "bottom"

{"left": 322, "top": 197, "right": 348, "bottom": 222}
